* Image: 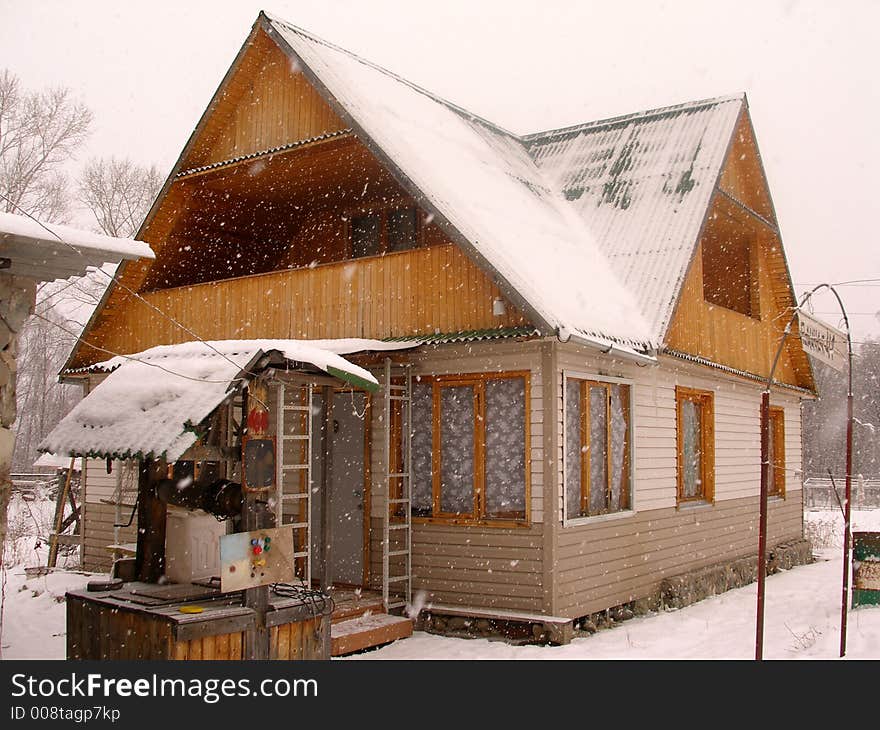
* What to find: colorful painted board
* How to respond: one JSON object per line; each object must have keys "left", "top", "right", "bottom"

{"left": 219, "top": 526, "right": 295, "bottom": 592}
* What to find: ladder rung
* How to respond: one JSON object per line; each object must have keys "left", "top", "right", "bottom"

{"left": 388, "top": 498, "right": 410, "bottom": 504}
{"left": 282, "top": 435, "right": 310, "bottom": 441}
{"left": 282, "top": 493, "right": 308, "bottom": 500}
{"left": 388, "top": 384, "right": 408, "bottom": 391}
{"left": 283, "top": 522, "right": 309, "bottom": 529}
{"left": 387, "top": 575, "right": 410, "bottom": 583}
{"left": 386, "top": 601, "right": 406, "bottom": 610}
{"left": 292, "top": 551, "right": 309, "bottom": 559}
{"left": 284, "top": 405, "right": 312, "bottom": 412}
{"left": 388, "top": 524, "right": 409, "bottom": 530}
{"left": 389, "top": 396, "right": 410, "bottom": 402}
{"left": 387, "top": 550, "right": 408, "bottom": 557}
{"left": 387, "top": 473, "right": 409, "bottom": 478}
{"left": 282, "top": 464, "right": 309, "bottom": 471}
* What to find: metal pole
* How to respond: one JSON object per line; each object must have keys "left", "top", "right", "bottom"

{"left": 840, "top": 371, "right": 854, "bottom": 656}
{"left": 320, "top": 386, "right": 334, "bottom": 595}
{"left": 755, "top": 390, "right": 771, "bottom": 660}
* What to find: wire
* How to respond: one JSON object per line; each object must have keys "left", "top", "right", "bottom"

{"left": 1, "top": 193, "right": 264, "bottom": 382}
{"left": 28, "top": 311, "right": 249, "bottom": 386}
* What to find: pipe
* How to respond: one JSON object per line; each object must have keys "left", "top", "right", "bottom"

{"left": 557, "top": 328, "right": 658, "bottom": 367}
{"left": 154, "top": 478, "right": 243, "bottom": 519}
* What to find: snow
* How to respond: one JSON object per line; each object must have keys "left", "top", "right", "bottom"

{"left": 2, "top": 507, "right": 877, "bottom": 660}
{"left": 0, "top": 212, "right": 153, "bottom": 260}
{"left": 41, "top": 338, "right": 416, "bottom": 462}
{"left": 267, "top": 15, "right": 652, "bottom": 351}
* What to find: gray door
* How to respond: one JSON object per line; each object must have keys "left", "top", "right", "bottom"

{"left": 310, "top": 392, "right": 367, "bottom": 586}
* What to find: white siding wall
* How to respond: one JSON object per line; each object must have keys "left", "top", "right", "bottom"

{"left": 555, "top": 343, "right": 805, "bottom": 519}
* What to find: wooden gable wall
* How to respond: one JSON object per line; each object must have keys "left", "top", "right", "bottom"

{"left": 67, "top": 28, "right": 530, "bottom": 370}
{"left": 180, "top": 29, "right": 347, "bottom": 170}
{"left": 664, "top": 109, "right": 813, "bottom": 390}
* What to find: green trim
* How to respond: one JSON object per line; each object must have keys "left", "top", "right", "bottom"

{"left": 326, "top": 365, "right": 379, "bottom": 393}
{"left": 383, "top": 326, "right": 540, "bottom": 345}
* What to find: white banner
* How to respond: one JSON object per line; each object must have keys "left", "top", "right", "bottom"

{"left": 797, "top": 310, "right": 848, "bottom": 372}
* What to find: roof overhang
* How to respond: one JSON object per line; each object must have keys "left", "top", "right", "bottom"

{"left": 41, "top": 338, "right": 416, "bottom": 462}
{"left": 0, "top": 212, "right": 154, "bottom": 282}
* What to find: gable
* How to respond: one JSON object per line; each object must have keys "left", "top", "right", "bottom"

{"left": 664, "top": 112, "right": 814, "bottom": 391}
{"left": 180, "top": 28, "right": 347, "bottom": 170}
{"left": 526, "top": 95, "right": 743, "bottom": 344}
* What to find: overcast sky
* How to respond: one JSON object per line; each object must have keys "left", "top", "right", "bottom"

{"left": 2, "top": 0, "right": 877, "bottom": 341}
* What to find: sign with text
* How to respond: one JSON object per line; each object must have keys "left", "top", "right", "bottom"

{"left": 797, "top": 310, "right": 847, "bottom": 372}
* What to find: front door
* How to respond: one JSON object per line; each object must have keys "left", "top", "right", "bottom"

{"left": 310, "top": 391, "right": 367, "bottom": 586}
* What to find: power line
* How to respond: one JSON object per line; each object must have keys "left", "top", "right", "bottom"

{"left": 1, "top": 194, "right": 262, "bottom": 381}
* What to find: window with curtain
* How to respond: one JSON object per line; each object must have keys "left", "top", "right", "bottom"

{"left": 564, "top": 376, "right": 632, "bottom": 521}
{"left": 408, "top": 372, "right": 528, "bottom": 523}
{"left": 676, "top": 387, "right": 715, "bottom": 504}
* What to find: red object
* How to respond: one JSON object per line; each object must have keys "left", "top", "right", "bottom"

{"left": 253, "top": 546, "right": 262, "bottom": 555}
{"left": 247, "top": 408, "right": 269, "bottom": 434}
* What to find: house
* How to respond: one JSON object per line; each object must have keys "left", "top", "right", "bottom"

{"left": 51, "top": 11, "right": 815, "bottom": 644}
{"left": 0, "top": 212, "right": 153, "bottom": 555}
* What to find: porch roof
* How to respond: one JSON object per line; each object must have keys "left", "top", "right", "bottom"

{"left": 41, "top": 338, "right": 414, "bottom": 462}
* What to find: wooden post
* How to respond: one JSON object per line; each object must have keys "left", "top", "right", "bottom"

{"left": 47, "top": 461, "right": 75, "bottom": 568}
{"left": 243, "top": 377, "right": 271, "bottom": 660}
{"left": 135, "top": 458, "right": 167, "bottom": 583}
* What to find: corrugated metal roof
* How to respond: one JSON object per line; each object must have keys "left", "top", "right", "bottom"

{"left": 525, "top": 96, "right": 743, "bottom": 344}
{"left": 384, "top": 326, "right": 540, "bottom": 345}
{"left": 265, "top": 13, "right": 653, "bottom": 352}
{"left": 42, "top": 339, "right": 410, "bottom": 461}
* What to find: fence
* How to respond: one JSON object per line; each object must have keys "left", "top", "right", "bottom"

{"left": 804, "top": 477, "right": 880, "bottom": 511}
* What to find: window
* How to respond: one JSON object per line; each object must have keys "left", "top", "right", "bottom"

{"left": 701, "top": 211, "right": 760, "bottom": 319}
{"left": 409, "top": 372, "right": 529, "bottom": 523}
{"left": 349, "top": 206, "right": 420, "bottom": 258}
{"left": 676, "top": 387, "right": 715, "bottom": 504}
{"left": 564, "top": 376, "right": 632, "bottom": 521}
{"left": 766, "top": 407, "right": 785, "bottom": 498}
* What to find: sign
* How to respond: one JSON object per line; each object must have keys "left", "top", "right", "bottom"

{"left": 220, "top": 526, "right": 295, "bottom": 592}
{"left": 797, "top": 310, "right": 848, "bottom": 372}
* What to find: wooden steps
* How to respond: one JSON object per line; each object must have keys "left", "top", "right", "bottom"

{"left": 330, "top": 614, "right": 413, "bottom": 656}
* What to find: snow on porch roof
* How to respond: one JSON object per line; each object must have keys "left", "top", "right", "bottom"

{"left": 0, "top": 211, "right": 154, "bottom": 281}
{"left": 264, "top": 14, "right": 652, "bottom": 351}
{"left": 41, "top": 338, "right": 414, "bottom": 462}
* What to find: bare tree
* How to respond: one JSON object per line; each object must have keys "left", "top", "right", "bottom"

{"left": 0, "top": 69, "right": 92, "bottom": 222}
{"left": 79, "top": 156, "right": 163, "bottom": 237}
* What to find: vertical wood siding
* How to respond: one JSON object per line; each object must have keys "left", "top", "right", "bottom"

{"left": 85, "top": 245, "right": 527, "bottom": 360}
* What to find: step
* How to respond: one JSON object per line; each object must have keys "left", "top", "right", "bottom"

{"left": 330, "top": 614, "right": 413, "bottom": 656}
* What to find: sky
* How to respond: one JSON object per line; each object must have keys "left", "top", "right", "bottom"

{"left": 1, "top": 0, "right": 877, "bottom": 341}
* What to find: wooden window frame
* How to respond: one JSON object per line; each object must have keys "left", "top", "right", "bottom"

{"left": 562, "top": 372, "right": 634, "bottom": 525}
{"left": 345, "top": 202, "right": 424, "bottom": 260}
{"left": 675, "top": 386, "right": 715, "bottom": 506}
{"left": 407, "top": 371, "right": 531, "bottom": 528}
{"left": 767, "top": 406, "right": 785, "bottom": 499}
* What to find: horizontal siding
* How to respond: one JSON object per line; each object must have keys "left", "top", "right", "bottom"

{"left": 82, "top": 502, "right": 137, "bottom": 573}
{"left": 554, "top": 492, "right": 802, "bottom": 617}
{"left": 369, "top": 518, "right": 544, "bottom": 613}
{"left": 555, "top": 343, "right": 805, "bottom": 518}
{"left": 369, "top": 340, "right": 544, "bottom": 523}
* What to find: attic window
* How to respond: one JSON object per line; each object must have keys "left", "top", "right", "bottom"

{"left": 348, "top": 206, "right": 420, "bottom": 259}
{"left": 701, "top": 218, "right": 760, "bottom": 319}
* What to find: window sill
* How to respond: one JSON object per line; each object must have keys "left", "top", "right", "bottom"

{"left": 412, "top": 517, "right": 531, "bottom": 529}
{"left": 676, "top": 499, "right": 715, "bottom": 511}
{"left": 563, "top": 509, "right": 635, "bottom": 528}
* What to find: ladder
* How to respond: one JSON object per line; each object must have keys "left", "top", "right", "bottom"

{"left": 382, "top": 359, "right": 412, "bottom": 612}
{"left": 275, "top": 383, "right": 313, "bottom": 585}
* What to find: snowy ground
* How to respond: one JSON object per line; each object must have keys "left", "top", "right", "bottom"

{"left": 1, "top": 501, "right": 878, "bottom": 660}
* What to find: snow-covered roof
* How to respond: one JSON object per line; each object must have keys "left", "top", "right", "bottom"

{"left": 265, "top": 14, "right": 652, "bottom": 353}
{"left": 33, "top": 452, "right": 79, "bottom": 470}
{"left": 41, "top": 338, "right": 414, "bottom": 462}
{"left": 0, "top": 212, "right": 154, "bottom": 282}
{"left": 525, "top": 96, "right": 743, "bottom": 344}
